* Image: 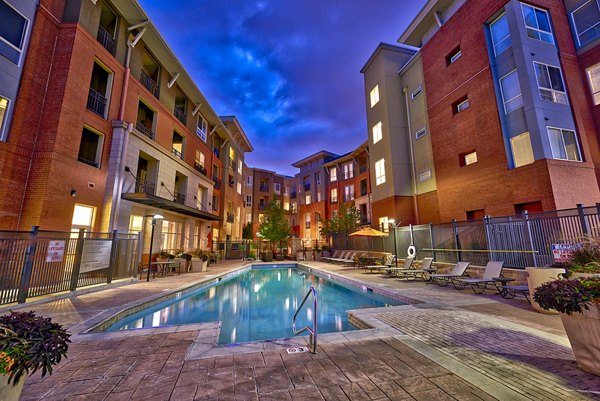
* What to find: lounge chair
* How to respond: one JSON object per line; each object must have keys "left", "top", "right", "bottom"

{"left": 394, "top": 257, "right": 436, "bottom": 281}
{"left": 341, "top": 251, "right": 366, "bottom": 267}
{"left": 381, "top": 256, "right": 415, "bottom": 276}
{"left": 364, "top": 254, "right": 395, "bottom": 273}
{"left": 327, "top": 251, "right": 349, "bottom": 263}
{"left": 427, "top": 261, "right": 471, "bottom": 286}
{"left": 453, "top": 261, "right": 506, "bottom": 294}
{"left": 334, "top": 251, "right": 358, "bottom": 264}
{"left": 322, "top": 250, "right": 342, "bottom": 263}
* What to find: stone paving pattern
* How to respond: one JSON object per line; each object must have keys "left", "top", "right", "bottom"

{"left": 4, "top": 259, "right": 600, "bottom": 400}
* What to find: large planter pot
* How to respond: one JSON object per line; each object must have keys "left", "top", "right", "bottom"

{"left": 0, "top": 375, "right": 25, "bottom": 401}
{"left": 190, "top": 258, "right": 208, "bottom": 272}
{"left": 261, "top": 252, "right": 273, "bottom": 262}
{"left": 526, "top": 267, "right": 565, "bottom": 314}
{"left": 560, "top": 304, "right": 600, "bottom": 376}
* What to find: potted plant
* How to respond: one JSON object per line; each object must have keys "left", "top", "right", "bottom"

{"left": 563, "top": 237, "right": 600, "bottom": 279}
{"left": 189, "top": 249, "right": 208, "bottom": 272}
{"left": 525, "top": 266, "right": 566, "bottom": 314}
{"left": 176, "top": 250, "right": 193, "bottom": 271}
{"left": 0, "top": 311, "right": 71, "bottom": 400}
{"left": 157, "top": 250, "right": 174, "bottom": 261}
{"left": 534, "top": 277, "right": 600, "bottom": 376}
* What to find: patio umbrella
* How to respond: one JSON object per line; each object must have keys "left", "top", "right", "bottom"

{"left": 349, "top": 227, "right": 387, "bottom": 251}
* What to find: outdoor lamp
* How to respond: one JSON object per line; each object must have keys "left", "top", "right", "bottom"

{"left": 146, "top": 213, "right": 164, "bottom": 282}
{"left": 388, "top": 219, "right": 397, "bottom": 267}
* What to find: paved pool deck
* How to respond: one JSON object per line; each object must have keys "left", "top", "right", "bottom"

{"left": 4, "top": 260, "right": 600, "bottom": 400}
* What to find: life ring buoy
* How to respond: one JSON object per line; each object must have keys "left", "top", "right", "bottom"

{"left": 407, "top": 245, "right": 416, "bottom": 258}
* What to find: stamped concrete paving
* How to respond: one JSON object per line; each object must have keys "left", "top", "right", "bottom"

{"left": 5, "top": 259, "right": 600, "bottom": 400}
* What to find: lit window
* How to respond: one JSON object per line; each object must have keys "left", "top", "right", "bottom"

{"left": 490, "top": 13, "right": 511, "bottom": 55}
{"left": 330, "top": 168, "right": 337, "bottom": 182}
{"left": 237, "top": 182, "right": 242, "bottom": 194}
{"left": 245, "top": 195, "right": 252, "bottom": 207}
{"left": 534, "top": 62, "right": 567, "bottom": 104}
{"left": 246, "top": 175, "right": 252, "bottom": 187}
{"left": 71, "top": 204, "right": 94, "bottom": 234}
{"left": 587, "top": 63, "right": 600, "bottom": 105}
{"left": 419, "top": 170, "right": 432, "bottom": 182}
{"left": 511, "top": 132, "right": 535, "bottom": 167}
{"left": 379, "top": 216, "right": 390, "bottom": 233}
{"left": 283, "top": 202, "right": 289, "bottom": 211}
{"left": 455, "top": 98, "right": 470, "bottom": 113}
{"left": 411, "top": 85, "right": 422, "bottom": 99}
{"left": 343, "top": 162, "right": 354, "bottom": 180}
{"left": 196, "top": 115, "right": 208, "bottom": 141}
{"left": 317, "top": 191, "right": 322, "bottom": 202}
{"left": 129, "top": 215, "right": 144, "bottom": 233}
{"left": 0, "top": 96, "right": 8, "bottom": 141}
{"left": 548, "top": 127, "right": 582, "bottom": 161}
{"left": 195, "top": 150, "right": 205, "bottom": 167}
{"left": 258, "top": 214, "right": 264, "bottom": 223}
{"left": 238, "top": 160, "right": 243, "bottom": 175}
{"left": 0, "top": 1, "right": 28, "bottom": 65}
{"left": 344, "top": 185, "right": 354, "bottom": 201}
{"left": 304, "top": 213, "right": 311, "bottom": 229}
{"left": 372, "top": 122, "right": 383, "bottom": 144}
{"left": 305, "top": 194, "right": 311, "bottom": 205}
{"left": 500, "top": 70, "right": 523, "bottom": 113}
{"left": 246, "top": 213, "right": 252, "bottom": 223}
{"left": 78, "top": 127, "right": 104, "bottom": 168}
{"left": 415, "top": 127, "right": 427, "bottom": 139}
{"left": 375, "top": 158, "right": 386, "bottom": 185}
{"left": 462, "top": 151, "right": 478, "bottom": 166}
{"left": 572, "top": 0, "right": 600, "bottom": 46}
{"left": 370, "top": 85, "right": 380, "bottom": 107}
{"left": 521, "top": 3, "right": 554, "bottom": 44}
{"left": 330, "top": 188, "right": 338, "bottom": 203}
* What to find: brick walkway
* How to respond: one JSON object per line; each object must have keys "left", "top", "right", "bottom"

{"left": 6, "top": 260, "right": 600, "bottom": 400}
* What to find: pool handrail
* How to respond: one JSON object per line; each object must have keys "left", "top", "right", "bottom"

{"left": 292, "top": 286, "right": 318, "bottom": 354}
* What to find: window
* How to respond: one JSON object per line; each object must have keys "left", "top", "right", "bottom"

{"left": 343, "top": 162, "right": 354, "bottom": 180}
{"left": 379, "top": 216, "right": 390, "bottom": 233}
{"left": 246, "top": 213, "right": 252, "bottom": 223}
{"left": 245, "top": 195, "right": 252, "bottom": 207}
{"left": 411, "top": 85, "right": 422, "bottom": 99}
{"left": 172, "top": 131, "right": 184, "bottom": 159}
{"left": 572, "top": 0, "right": 600, "bottom": 46}
{"left": 461, "top": 151, "right": 478, "bottom": 166}
{"left": 446, "top": 46, "right": 462, "bottom": 65}
{"left": 274, "top": 183, "right": 281, "bottom": 194}
{"left": 453, "top": 96, "right": 470, "bottom": 114}
{"left": 548, "top": 127, "right": 582, "bottom": 161}
{"left": 330, "top": 168, "right": 337, "bottom": 182}
{"left": 305, "top": 194, "right": 311, "bottom": 205}
{"left": 78, "top": 127, "right": 104, "bottom": 168}
{"left": 129, "top": 215, "right": 144, "bottom": 234}
{"left": 71, "top": 204, "right": 95, "bottom": 234}
{"left": 344, "top": 185, "right": 354, "bottom": 201}
{"left": 305, "top": 213, "right": 311, "bottom": 229}
{"left": 375, "top": 158, "right": 386, "bottom": 185}
{"left": 87, "top": 61, "right": 113, "bottom": 118}
{"left": 467, "top": 209, "right": 485, "bottom": 220}
{"left": 237, "top": 182, "right": 242, "bottom": 195}
{"left": 419, "top": 170, "right": 432, "bottom": 182}
{"left": 490, "top": 13, "right": 511, "bottom": 55}
{"left": 283, "top": 202, "right": 290, "bottom": 211}
{"left": 258, "top": 214, "right": 264, "bottom": 223}
{"left": 587, "top": 63, "right": 600, "bottom": 105}
{"left": 534, "top": 62, "right": 567, "bottom": 104}
{"left": 212, "top": 195, "right": 218, "bottom": 211}
{"left": 499, "top": 70, "right": 523, "bottom": 113}
{"left": 370, "top": 85, "right": 380, "bottom": 107}
{"left": 196, "top": 115, "right": 208, "bottom": 142}
{"left": 521, "top": 3, "right": 554, "bottom": 44}
{"left": 0, "top": 96, "right": 8, "bottom": 141}
{"left": 195, "top": 150, "right": 205, "bottom": 167}
{"left": 315, "top": 172, "right": 321, "bottom": 186}
{"left": 246, "top": 175, "right": 253, "bottom": 187}
{"left": 317, "top": 191, "right": 322, "bottom": 202}
{"left": 0, "top": 1, "right": 28, "bottom": 65}
{"left": 238, "top": 160, "right": 243, "bottom": 175}
{"left": 511, "top": 132, "right": 535, "bottom": 167}
{"left": 331, "top": 188, "right": 338, "bottom": 203}
{"left": 515, "top": 201, "right": 543, "bottom": 215}
{"left": 372, "top": 122, "right": 383, "bottom": 144}
{"left": 415, "top": 127, "right": 427, "bottom": 139}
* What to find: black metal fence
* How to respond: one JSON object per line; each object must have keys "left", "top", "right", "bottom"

{"left": 333, "top": 204, "right": 600, "bottom": 269}
{"left": 0, "top": 227, "right": 139, "bottom": 305}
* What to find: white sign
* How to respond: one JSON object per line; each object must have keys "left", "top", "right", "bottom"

{"left": 80, "top": 240, "right": 112, "bottom": 273}
{"left": 552, "top": 243, "right": 581, "bottom": 263}
{"left": 46, "top": 240, "right": 66, "bottom": 263}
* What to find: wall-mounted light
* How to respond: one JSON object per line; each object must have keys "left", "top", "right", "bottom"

{"left": 70, "top": 189, "right": 77, "bottom": 197}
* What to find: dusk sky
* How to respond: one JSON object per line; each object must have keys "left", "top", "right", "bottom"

{"left": 138, "top": 1, "right": 427, "bottom": 176}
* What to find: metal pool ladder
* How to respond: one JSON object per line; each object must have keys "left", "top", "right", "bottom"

{"left": 292, "top": 286, "right": 318, "bottom": 354}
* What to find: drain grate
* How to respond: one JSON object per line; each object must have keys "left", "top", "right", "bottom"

{"left": 286, "top": 346, "right": 309, "bottom": 354}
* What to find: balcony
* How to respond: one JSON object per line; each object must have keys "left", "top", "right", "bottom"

{"left": 174, "top": 107, "right": 186, "bottom": 125}
{"left": 173, "top": 191, "right": 185, "bottom": 205}
{"left": 290, "top": 192, "right": 297, "bottom": 199}
{"left": 258, "top": 204, "right": 266, "bottom": 210}
{"left": 96, "top": 25, "right": 116, "bottom": 55}
{"left": 171, "top": 148, "right": 183, "bottom": 159}
{"left": 259, "top": 185, "right": 269, "bottom": 192}
{"left": 135, "top": 178, "right": 156, "bottom": 195}
{"left": 135, "top": 122, "right": 155, "bottom": 140}
{"left": 194, "top": 162, "right": 207, "bottom": 176}
{"left": 304, "top": 184, "right": 310, "bottom": 191}
{"left": 360, "top": 188, "right": 368, "bottom": 197}
{"left": 227, "top": 213, "right": 235, "bottom": 223}
{"left": 140, "top": 71, "right": 159, "bottom": 98}
{"left": 344, "top": 194, "right": 355, "bottom": 202}
{"left": 87, "top": 88, "right": 107, "bottom": 118}
{"left": 213, "top": 177, "right": 221, "bottom": 190}
{"left": 213, "top": 148, "right": 220, "bottom": 159}
{"left": 359, "top": 164, "right": 367, "bottom": 174}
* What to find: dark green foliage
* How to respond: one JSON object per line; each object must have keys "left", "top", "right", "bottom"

{"left": 533, "top": 277, "right": 600, "bottom": 315}
{"left": 258, "top": 196, "right": 291, "bottom": 248}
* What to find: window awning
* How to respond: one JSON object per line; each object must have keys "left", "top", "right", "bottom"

{"left": 122, "top": 192, "right": 222, "bottom": 221}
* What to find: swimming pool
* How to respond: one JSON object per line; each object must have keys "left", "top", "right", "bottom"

{"left": 104, "top": 265, "right": 402, "bottom": 344}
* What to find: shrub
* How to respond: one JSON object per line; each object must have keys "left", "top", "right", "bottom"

{"left": 0, "top": 311, "right": 70, "bottom": 384}
{"left": 533, "top": 277, "right": 600, "bottom": 315}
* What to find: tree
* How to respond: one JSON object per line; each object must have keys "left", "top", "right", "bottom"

{"left": 242, "top": 222, "right": 253, "bottom": 240}
{"left": 319, "top": 202, "right": 362, "bottom": 248}
{"left": 258, "top": 196, "right": 291, "bottom": 251}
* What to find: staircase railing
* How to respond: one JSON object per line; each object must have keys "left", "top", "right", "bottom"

{"left": 292, "top": 286, "right": 318, "bottom": 353}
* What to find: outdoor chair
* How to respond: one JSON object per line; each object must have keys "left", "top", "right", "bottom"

{"left": 381, "top": 256, "right": 415, "bottom": 276}
{"left": 427, "top": 261, "right": 471, "bottom": 286}
{"left": 322, "top": 250, "right": 341, "bottom": 263}
{"left": 341, "top": 251, "right": 366, "bottom": 267}
{"left": 394, "top": 257, "right": 436, "bottom": 281}
{"left": 365, "top": 254, "right": 396, "bottom": 273}
{"left": 452, "top": 261, "right": 506, "bottom": 294}
{"left": 330, "top": 251, "right": 354, "bottom": 264}
{"left": 499, "top": 284, "right": 531, "bottom": 303}
{"left": 327, "top": 251, "right": 349, "bottom": 263}
{"left": 138, "top": 261, "right": 157, "bottom": 280}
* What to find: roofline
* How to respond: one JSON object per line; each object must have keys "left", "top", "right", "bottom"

{"left": 291, "top": 150, "right": 340, "bottom": 168}
{"left": 397, "top": 0, "right": 439, "bottom": 44}
{"left": 360, "top": 42, "right": 420, "bottom": 74}
{"left": 219, "top": 115, "right": 254, "bottom": 152}
{"left": 323, "top": 141, "right": 369, "bottom": 166}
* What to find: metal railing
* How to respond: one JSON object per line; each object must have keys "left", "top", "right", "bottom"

{"left": 171, "top": 148, "right": 183, "bottom": 159}
{"left": 213, "top": 177, "right": 221, "bottom": 190}
{"left": 292, "top": 286, "right": 317, "bottom": 354}
{"left": 194, "top": 162, "right": 207, "bottom": 176}
{"left": 174, "top": 107, "right": 186, "bottom": 124}
{"left": 87, "top": 88, "right": 107, "bottom": 117}
{"left": 135, "top": 121, "right": 155, "bottom": 140}
{"left": 134, "top": 178, "right": 156, "bottom": 195}
{"left": 96, "top": 25, "right": 116, "bottom": 55}
{"left": 173, "top": 191, "right": 185, "bottom": 205}
{"left": 140, "top": 71, "right": 159, "bottom": 98}
{"left": 259, "top": 185, "right": 269, "bottom": 192}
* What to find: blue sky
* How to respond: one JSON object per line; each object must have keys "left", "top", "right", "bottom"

{"left": 138, "top": 1, "right": 426, "bottom": 175}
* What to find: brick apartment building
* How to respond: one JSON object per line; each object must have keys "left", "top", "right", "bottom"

{"left": 0, "top": 0, "right": 253, "bottom": 258}
{"left": 363, "top": 0, "right": 600, "bottom": 226}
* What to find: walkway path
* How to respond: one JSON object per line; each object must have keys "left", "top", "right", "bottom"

{"left": 4, "top": 259, "right": 599, "bottom": 400}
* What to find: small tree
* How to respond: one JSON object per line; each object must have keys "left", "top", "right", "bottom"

{"left": 242, "top": 222, "right": 253, "bottom": 240}
{"left": 258, "top": 196, "right": 291, "bottom": 253}
{"left": 319, "top": 202, "right": 361, "bottom": 248}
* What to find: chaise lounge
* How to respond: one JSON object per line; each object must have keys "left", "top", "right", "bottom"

{"left": 452, "top": 261, "right": 506, "bottom": 294}
{"left": 427, "top": 261, "right": 471, "bottom": 286}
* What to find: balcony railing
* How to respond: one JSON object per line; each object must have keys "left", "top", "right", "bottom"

{"left": 173, "top": 191, "right": 185, "bottom": 205}
{"left": 87, "top": 88, "right": 107, "bottom": 118}
{"left": 258, "top": 204, "right": 266, "bottom": 210}
{"left": 331, "top": 197, "right": 338, "bottom": 204}
{"left": 140, "top": 71, "right": 159, "bottom": 98}
{"left": 96, "top": 25, "right": 116, "bottom": 55}
{"left": 194, "top": 162, "right": 207, "bottom": 176}
{"left": 171, "top": 148, "right": 183, "bottom": 159}
{"left": 174, "top": 107, "right": 187, "bottom": 124}
{"left": 360, "top": 188, "right": 368, "bottom": 197}
{"left": 359, "top": 164, "right": 367, "bottom": 174}
{"left": 134, "top": 178, "right": 156, "bottom": 195}
{"left": 135, "top": 122, "right": 155, "bottom": 140}
{"left": 226, "top": 213, "right": 235, "bottom": 223}
{"left": 259, "top": 185, "right": 269, "bottom": 192}
{"left": 228, "top": 158, "right": 237, "bottom": 171}
{"left": 213, "top": 177, "right": 221, "bottom": 189}
{"left": 77, "top": 156, "right": 99, "bottom": 168}
{"left": 344, "top": 194, "right": 355, "bottom": 202}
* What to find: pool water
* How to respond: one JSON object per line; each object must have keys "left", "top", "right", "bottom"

{"left": 106, "top": 266, "right": 401, "bottom": 344}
